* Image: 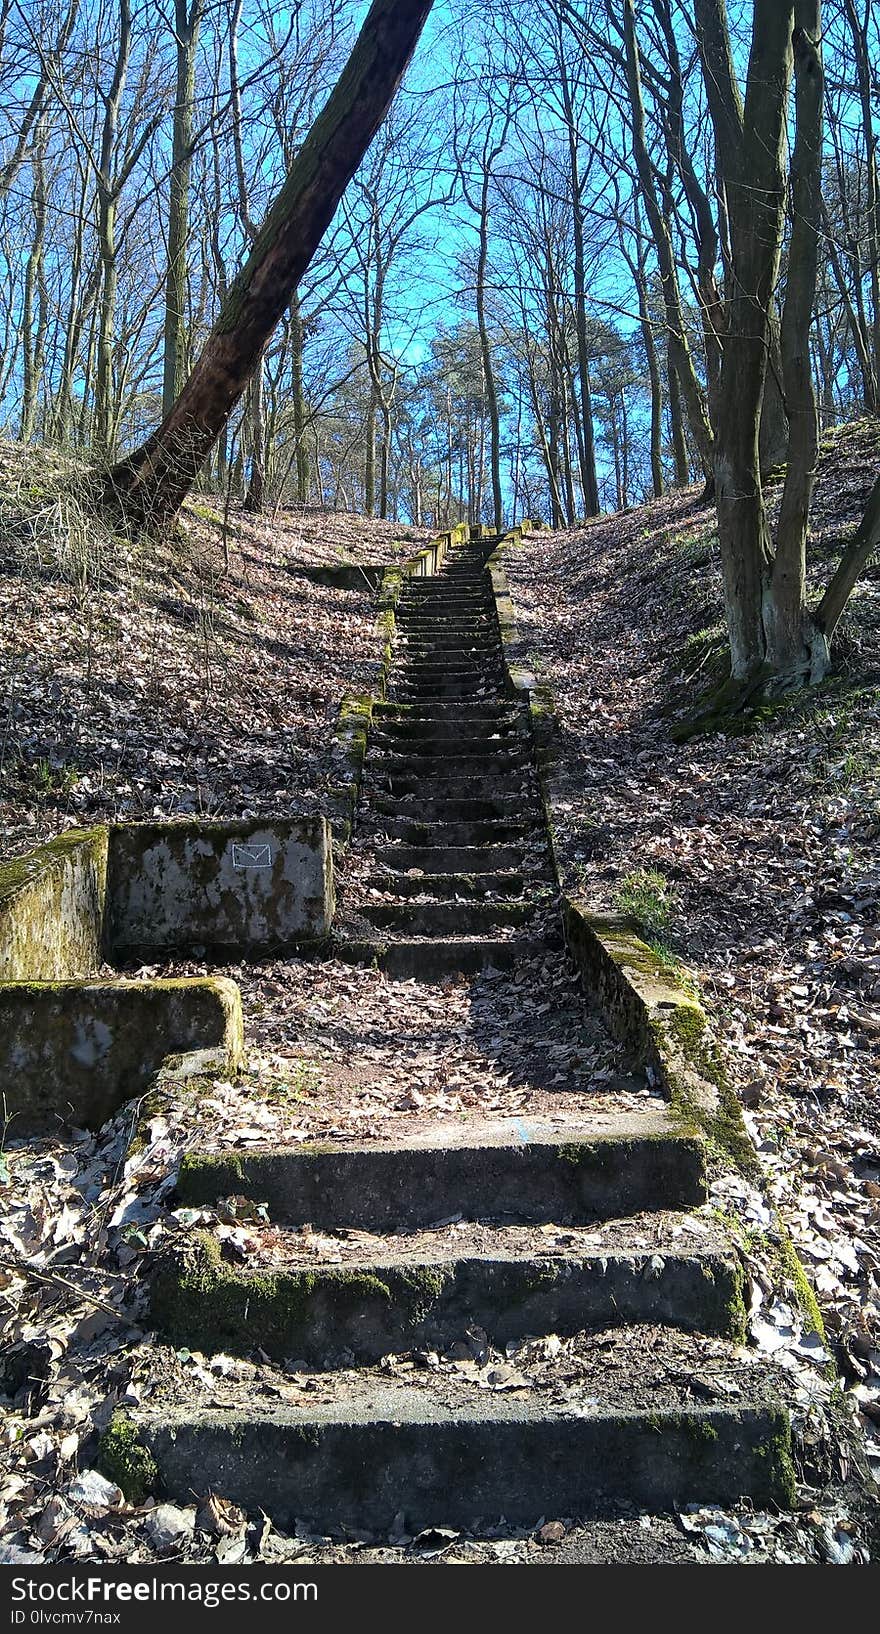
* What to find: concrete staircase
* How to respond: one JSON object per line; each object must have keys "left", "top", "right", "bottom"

{"left": 344, "top": 535, "right": 553, "bottom": 976}
{"left": 137, "top": 533, "right": 795, "bottom": 1538}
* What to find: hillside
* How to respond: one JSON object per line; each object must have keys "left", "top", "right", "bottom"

{"left": 0, "top": 440, "right": 428, "bottom": 862}
{"left": 506, "top": 419, "right": 880, "bottom": 1474}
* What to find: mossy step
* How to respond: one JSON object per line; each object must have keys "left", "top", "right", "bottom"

{"left": 136, "top": 1396, "right": 793, "bottom": 1532}
{"left": 176, "top": 1112, "right": 706, "bottom": 1230}
{"left": 358, "top": 900, "right": 533, "bottom": 937}
{"left": 151, "top": 1224, "right": 746, "bottom": 1368}
{"left": 396, "top": 662, "right": 506, "bottom": 680}
{"left": 363, "top": 817, "right": 542, "bottom": 846}
{"left": 373, "top": 844, "right": 529, "bottom": 873}
{"left": 389, "top": 684, "right": 510, "bottom": 703}
{"left": 371, "top": 729, "right": 526, "bottom": 748}
{"left": 370, "top": 771, "right": 534, "bottom": 800}
{"left": 373, "top": 702, "right": 522, "bottom": 723}
{"left": 377, "top": 935, "right": 549, "bottom": 978}
{"left": 369, "top": 794, "right": 540, "bottom": 822}
{"left": 365, "top": 869, "right": 526, "bottom": 899}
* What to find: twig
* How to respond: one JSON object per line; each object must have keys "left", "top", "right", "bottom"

{"left": 0, "top": 1254, "right": 121, "bottom": 1318}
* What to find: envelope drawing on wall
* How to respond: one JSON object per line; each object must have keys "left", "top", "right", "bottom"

{"left": 231, "top": 842, "right": 273, "bottom": 870}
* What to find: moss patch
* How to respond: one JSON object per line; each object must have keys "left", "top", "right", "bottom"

{"left": 99, "top": 1412, "right": 158, "bottom": 1505}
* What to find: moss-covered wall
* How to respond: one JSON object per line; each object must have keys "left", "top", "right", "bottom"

{"left": 0, "top": 828, "right": 108, "bottom": 982}
{"left": 106, "top": 817, "right": 333, "bottom": 959}
{"left": 0, "top": 977, "right": 243, "bottom": 1132}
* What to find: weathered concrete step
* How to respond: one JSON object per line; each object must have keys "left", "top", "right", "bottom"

{"left": 358, "top": 900, "right": 533, "bottom": 936}
{"left": 399, "top": 614, "right": 496, "bottom": 628}
{"left": 403, "top": 644, "right": 502, "bottom": 661}
{"left": 151, "top": 1224, "right": 746, "bottom": 1367}
{"left": 374, "top": 700, "right": 522, "bottom": 719}
{"left": 367, "top": 869, "right": 526, "bottom": 899}
{"left": 377, "top": 935, "right": 548, "bottom": 978}
{"left": 370, "top": 771, "right": 534, "bottom": 800}
{"left": 373, "top": 843, "right": 529, "bottom": 873}
{"left": 396, "top": 663, "right": 506, "bottom": 682}
{"left": 137, "top": 1397, "right": 793, "bottom": 1532}
{"left": 176, "top": 1113, "right": 705, "bottom": 1229}
{"left": 369, "top": 793, "right": 540, "bottom": 822}
{"left": 364, "top": 816, "right": 541, "bottom": 845}
{"left": 371, "top": 720, "right": 525, "bottom": 746}
{"left": 369, "top": 746, "right": 529, "bottom": 773}
{"left": 389, "top": 683, "right": 510, "bottom": 703}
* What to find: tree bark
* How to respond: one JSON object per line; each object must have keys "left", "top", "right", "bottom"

{"left": 162, "top": 0, "right": 204, "bottom": 416}
{"left": 621, "top": 0, "right": 714, "bottom": 480}
{"left": 101, "top": 0, "right": 435, "bottom": 532}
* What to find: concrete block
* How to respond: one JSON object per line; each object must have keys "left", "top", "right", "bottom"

{"left": 106, "top": 817, "right": 334, "bottom": 958}
{"left": 0, "top": 977, "right": 243, "bottom": 1131}
{"left": 0, "top": 828, "right": 107, "bottom": 980}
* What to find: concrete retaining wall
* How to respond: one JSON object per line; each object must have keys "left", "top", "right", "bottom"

{"left": 0, "top": 977, "right": 243, "bottom": 1131}
{"left": 0, "top": 828, "right": 108, "bottom": 981}
{"left": 106, "top": 817, "right": 334, "bottom": 959}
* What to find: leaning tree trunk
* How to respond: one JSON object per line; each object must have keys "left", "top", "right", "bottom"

{"left": 101, "top": 0, "right": 435, "bottom": 532}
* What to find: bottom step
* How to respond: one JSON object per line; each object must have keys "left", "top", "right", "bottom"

{"left": 339, "top": 936, "right": 551, "bottom": 979}
{"left": 137, "top": 1394, "right": 793, "bottom": 1532}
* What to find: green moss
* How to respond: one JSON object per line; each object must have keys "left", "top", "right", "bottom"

{"left": 0, "top": 826, "right": 107, "bottom": 907}
{"left": 660, "top": 1004, "right": 760, "bottom": 1179}
{"left": 99, "top": 1412, "right": 158, "bottom": 1505}
{"left": 151, "top": 1233, "right": 409, "bottom": 1359}
{"left": 777, "top": 1230, "right": 826, "bottom": 1341}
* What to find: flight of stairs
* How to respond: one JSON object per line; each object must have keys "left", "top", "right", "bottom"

{"left": 341, "top": 535, "right": 555, "bottom": 975}
{"left": 134, "top": 532, "right": 795, "bottom": 1539}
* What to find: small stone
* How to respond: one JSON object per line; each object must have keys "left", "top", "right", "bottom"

{"left": 145, "top": 1503, "right": 197, "bottom": 1552}
{"left": 536, "top": 1520, "right": 566, "bottom": 1545}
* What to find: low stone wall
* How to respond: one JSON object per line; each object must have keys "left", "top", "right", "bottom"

{"left": 0, "top": 977, "right": 243, "bottom": 1131}
{"left": 0, "top": 828, "right": 108, "bottom": 981}
{"left": 106, "top": 817, "right": 334, "bottom": 959}
{"left": 487, "top": 529, "right": 752, "bottom": 1170}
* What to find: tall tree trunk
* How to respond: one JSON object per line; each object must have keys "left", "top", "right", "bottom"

{"left": 622, "top": 0, "right": 714, "bottom": 480}
{"left": 842, "top": 0, "right": 880, "bottom": 403}
{"left": 102, "top": 0, "right": 435, "bottom": 531}
{"left": 290, "top": 292, "right": 309, "bottom": 502}
{"left": 162, "top": 0, "right": 204, "bottom": 416}
{"left": 557, "top": 17, "right": 599, "bottom": 515}
{"left": 767, "top": 3, "right": 824, "bottom": 678}
{"left": 667, "top": 356, "right": 690, "bottom": 485}
{"left": 21, "top": 127, "right": 48, "bottom": 443}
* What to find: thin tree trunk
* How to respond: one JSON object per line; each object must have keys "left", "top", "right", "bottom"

{"left": 162, "top": 0, "right": 204, "bottom": 415}
{"left": 621, "top": 0, "right": 714, "bottom": 480}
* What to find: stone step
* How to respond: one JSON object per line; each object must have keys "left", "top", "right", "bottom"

{"left": 371, "top": 720, "right": 525, "bottom": 745}
{"left": 395, "top": 662, "right": 506, "bottom": 683}
{"left": 368, "top": 771, "right": 534, "bottom": 801}
{"left": 389, "top": 683, "right": 510, "bottom": 703}
{"left": 402, "top": 642, "right": 501, "bottom": 660}
{"left": 399, "top": 614, "right": 496, "bottom": 628}
{"left": 374, "top": 704, "right": 522, "bottom": 727}
{"left": 151, "top": 1219, "right": 746, "bottom": 1368}
{"left": 369, "top": 751, "right": 532, "bottom": 779}
{"left": 376, "top": 935, "right": 548, "bottom": 978}
{"left": 366, "top": 869, "right": 526, "bottom": 899}
{"left": 136, "top": 1390, "right": 792, "bottom": 1533}
{"left": 372, "top": 843, "right": 529, "bottom": 873}
{"left": 368, "top": 794, "right": 539, "bottom": 823}
{"left": 176, "top": 1113, "right": 706, "bottom": 1230}
{"left": 363, "top": 816, "right": 542, "bottom": 845}
{"left": 358, "top": 900, "right": 533, "bottom": 937}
